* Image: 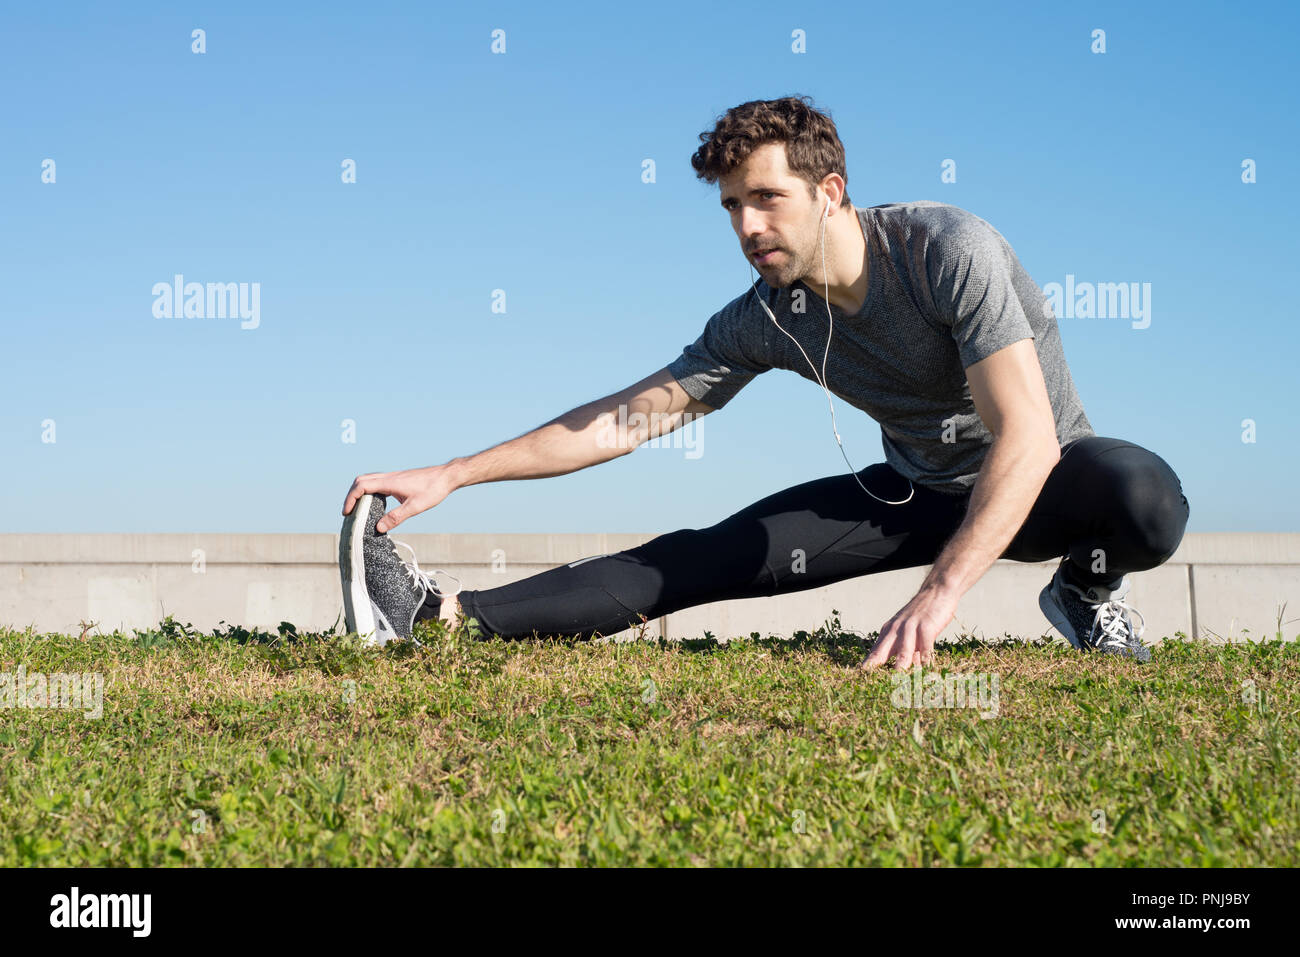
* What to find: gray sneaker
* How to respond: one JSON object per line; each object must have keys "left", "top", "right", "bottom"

{"left": 339, "top": 493, "right": 462, "bottom": 646}
{"left": 1038, "top": 557, "right": 1150, "bottom": 662}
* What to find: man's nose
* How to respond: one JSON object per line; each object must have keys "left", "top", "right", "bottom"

{"left": 738, "top": 209, "right": 766, "bottom": 245}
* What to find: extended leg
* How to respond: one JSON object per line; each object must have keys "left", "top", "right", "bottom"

{"left": 422, "top": 463, "right": 971, "bottom": 641}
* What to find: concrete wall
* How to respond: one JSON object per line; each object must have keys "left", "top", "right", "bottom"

{"left": 2, "top": 533, "right": 1297, "bottom": 645}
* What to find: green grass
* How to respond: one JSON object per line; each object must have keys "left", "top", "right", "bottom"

{"left": 0, "top": 612, "right": 1296, "bottom": 866}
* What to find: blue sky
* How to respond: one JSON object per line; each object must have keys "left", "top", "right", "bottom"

{"left": 2, "top": 1, "right": 1296, "bottom": 534}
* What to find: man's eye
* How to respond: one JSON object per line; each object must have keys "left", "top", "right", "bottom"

{"left": 725, "top": 194, "right": 777, "bottom": 210}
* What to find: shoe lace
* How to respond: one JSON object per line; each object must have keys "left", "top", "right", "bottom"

{"left": 1089, "top": 597, "right": 1146, "bottom": 652}
{"left": 390, "top": 538, "right": 462, "bottom": 603}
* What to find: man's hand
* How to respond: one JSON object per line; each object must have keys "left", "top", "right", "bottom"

{"left": 342, "top": 464, "right": 457, "bottom": 533}
{"left": 859, "top": 585, "right": 959, "bottom": 672}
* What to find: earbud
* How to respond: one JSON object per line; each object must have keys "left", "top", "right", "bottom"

{"left": 824, "top": 199, "right": 831, "bottom": 218}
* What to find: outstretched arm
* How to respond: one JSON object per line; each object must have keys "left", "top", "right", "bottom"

{"left": 342, "top": 366, "right": 714, "bottom": 533}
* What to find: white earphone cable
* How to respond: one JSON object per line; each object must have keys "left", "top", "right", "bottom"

{"left": 747, "top": 200, "right": 914, "bottom": 506}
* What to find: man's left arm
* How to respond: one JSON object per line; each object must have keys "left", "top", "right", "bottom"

{"left": 860, "top": 338, "right": 1060, "bottom": 671}
{"left": 920, "top": 339, "right": 1061, "bottom": 597}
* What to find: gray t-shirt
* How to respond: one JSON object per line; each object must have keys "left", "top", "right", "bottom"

{"left": 667, "top": 200, "right": 1095, "bottom": 496}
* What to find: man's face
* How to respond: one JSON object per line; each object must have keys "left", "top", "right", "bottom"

{"left": 719, "top": 142, "right": 822, "bottom": 289}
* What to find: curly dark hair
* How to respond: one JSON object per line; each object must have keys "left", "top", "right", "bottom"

{"left": 690, "top": 95, "right": 851, "bottom": 209}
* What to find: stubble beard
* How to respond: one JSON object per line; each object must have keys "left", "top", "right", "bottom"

{"left": 760, "top": 246, "right": 806, "bottom": 290}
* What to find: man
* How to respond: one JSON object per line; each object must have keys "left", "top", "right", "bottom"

{"left": 340, "top": 95, "right": 1189, "bottom": 670}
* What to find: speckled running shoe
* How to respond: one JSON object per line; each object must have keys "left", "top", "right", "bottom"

{"left": 339, "top": 493, "right": 462, "bottom": 646}
{"left": 1039, "top": 557, "right": 1150, "bottom": 662}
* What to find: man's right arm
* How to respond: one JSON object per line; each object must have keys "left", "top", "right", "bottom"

{"left": 449, "top": 365, "right": 713, "bottom": 488}
{"left": 342, "top": 366, "right": 714, "bottom": 530}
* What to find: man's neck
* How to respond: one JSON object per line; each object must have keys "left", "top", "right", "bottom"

{"left": 803, "top": 204, "right": 869, "bottom": 314}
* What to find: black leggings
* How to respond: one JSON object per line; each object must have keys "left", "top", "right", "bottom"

{"left": 445, "top": 436, "right": 1190, "bottom": 641}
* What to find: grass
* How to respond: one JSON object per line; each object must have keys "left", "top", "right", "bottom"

{"left": 0, "top": 612, "right": 1296, "bottom": 866}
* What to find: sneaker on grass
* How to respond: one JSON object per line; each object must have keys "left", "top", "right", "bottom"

{"left": 339, "top": 493, "right": 461, "bottom": 646}
{"left": 1038, "top": 557, "right": 1150, "bottom": 662}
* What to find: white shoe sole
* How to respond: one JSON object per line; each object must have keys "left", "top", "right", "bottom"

{"left": 340, "top": 494, "right": 379, "bottom": 645}
{"left": 1039, "top": 577, "right": 1085, "bottom": 650}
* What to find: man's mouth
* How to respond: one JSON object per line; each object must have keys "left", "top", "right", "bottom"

{"left": 753, "top": 249, "right": 780, "bottom": 264}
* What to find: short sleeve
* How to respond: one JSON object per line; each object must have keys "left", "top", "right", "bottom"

{"left": 666, "top": 291, "right": 772, "bottom": 410}
{"left": 925, "top": 219, "right": 1035, "bottom": 369}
